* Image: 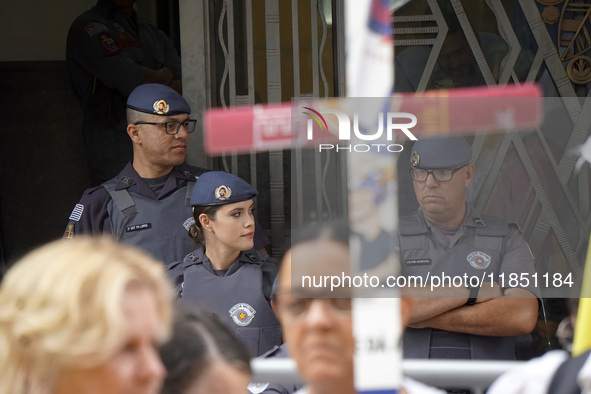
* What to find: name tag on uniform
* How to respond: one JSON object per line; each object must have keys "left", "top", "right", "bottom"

{"left": 125, "top": 223, "right": 151, "bottom": 232}
{"left": 405, "top": 258, "right": 431, "bottom": 266}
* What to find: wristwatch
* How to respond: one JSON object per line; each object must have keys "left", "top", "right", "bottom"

{"left": 466, "top": 285, "right": 479, "bottom": 306}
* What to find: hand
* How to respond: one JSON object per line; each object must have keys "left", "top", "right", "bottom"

{"left": 142, "top": 66, "right": 174, "bottom": 85}
{"left": 168, "top": 79, "right": 182, "bottom": 94}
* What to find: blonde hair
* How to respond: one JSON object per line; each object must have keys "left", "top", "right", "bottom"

{"left": 0, "top": 236, "right": 173, "bottom": 394}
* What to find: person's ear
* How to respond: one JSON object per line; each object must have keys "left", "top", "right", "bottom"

{"left": 464, "top": 163, "right": 475, "bottom": 188}
{"left": 199, "top": 213, "right": 212, "bottom": 231}
{"left": 127, "top": 123, "right": 141, "bottom": 143}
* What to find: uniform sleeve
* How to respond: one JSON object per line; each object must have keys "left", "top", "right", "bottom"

{"left": 157, "top": 28, "right": 182, "bottom": 78}
{"left": 499, "top": 226, "right": 542, "bottom": 298}
{"left": 165, "top": 260, "right": 185, "bottom": 299}
{"left": 137, "top": 24, "right": 182, "bottom": 78}
{"left": 66, "top": 18, "right": 145, "bottom": 96}
{"left": 63, "top": 187, "right": 112, "bottom": 239}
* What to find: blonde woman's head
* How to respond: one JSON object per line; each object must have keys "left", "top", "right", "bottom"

{"left": 0, "top": 236, "right": 173, "bottom": 394}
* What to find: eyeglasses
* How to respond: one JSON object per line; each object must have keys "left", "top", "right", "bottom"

{"left": 134, "top": 119, "right": 197, "bottom": 135}
{"left": 410, "top": 164, "right": 468, "bottom": 182}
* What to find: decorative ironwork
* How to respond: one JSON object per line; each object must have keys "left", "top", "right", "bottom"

{"left": 558, "top": 0, "right": 591, "bottom": 83}
{"left": 566, "top": 54, "right": 591, "bottom": 83}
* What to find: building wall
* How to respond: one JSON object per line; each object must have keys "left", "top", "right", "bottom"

{"left": 0, "top": 0, "right": 162, "bottom": 266}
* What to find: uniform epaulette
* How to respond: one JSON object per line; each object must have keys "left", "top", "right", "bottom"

{"left": 399, "top": 213, "right": 428, "bottom": 235}
{"left": 118, "top": 175, "right": 134, "bottom": 186}
{"left": 180, "top": 163, "right": 208, "bottom": 179}
{"left": 259, "top": 345, "right": 281, "bottom": 359}
{"left": 83, "top": 185, "right": 104, "bottom": 195}
{"left": 180, "top": 252, "right": 203, "bottom": 269}
{"left": 508, "top": 222, "right": 523, "bottom": 234}
{"left": 166, "top": 260, "right": 183, "bottom": 271}
{"left": 244, "top": 251, "right": 260, "bottom": 262}
{"left": 244, "top": 249, "right": 277, "bottom": 265}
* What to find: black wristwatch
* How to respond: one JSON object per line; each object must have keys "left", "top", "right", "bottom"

{"left": 466, "top": 285, "right": 479, "bottom": 306}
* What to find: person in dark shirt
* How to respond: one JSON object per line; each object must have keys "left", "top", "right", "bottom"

{"left": 67, "top": 0, "right": 182, "bottom": 184}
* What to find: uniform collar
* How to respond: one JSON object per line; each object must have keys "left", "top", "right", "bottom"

{"left": 114, "top": 161, "right": 191, "bottom": 199}
{"left": 186, "top": 245, "right": 259, "bottom": 276}
{"left": 418, "top": 205, "right": 485, "bottom": 229}
{"left": 113, "top": 161, "right": 140, "bottom": 190}
{"left": 462, "top": 206, "right": 487, "bottom": 228}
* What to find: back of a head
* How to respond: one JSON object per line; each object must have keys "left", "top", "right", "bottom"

{"left": 0, "top": 236, "right": 172, "bottom": 394}
{"left": 159, "top": 306, "right": 251, "bottom": 394}
{"left": 284, "top": 221, "right": 351, "bottom": 298}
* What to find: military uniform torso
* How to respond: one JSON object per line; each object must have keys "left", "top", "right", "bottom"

{"left": 399, "top": 207, "right": 539, "bottom": 360}
{"left": 64, "top": 162, "right": 206, "bottom": 265}
{"left": 170, "top": 245, "right": 281, "bottom": 357}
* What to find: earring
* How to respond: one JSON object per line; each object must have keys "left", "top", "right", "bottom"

{"left": 210, "top": 229, "right": 214, "bottom": 233}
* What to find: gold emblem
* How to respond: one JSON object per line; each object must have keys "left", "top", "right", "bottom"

{"left": 558, "top": 1, "right": 591, "bottom": 84}
{"left": 215, "top": 185, "right": 232, "bottom": 201}
{"left": 410, "top": 151, "right": 420, "bottom": 167}
{"left": 153, "top": 100, "right": 170, "bottom": 115}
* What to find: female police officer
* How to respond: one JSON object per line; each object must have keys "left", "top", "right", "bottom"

{"left": 167, "top": 171, "right": 281, "bottom": 357}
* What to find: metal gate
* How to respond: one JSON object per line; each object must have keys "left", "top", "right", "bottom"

{"left": 393, "top": 0, "right": 591, "bottom": 356}
{"left": 179, "top": 0, "right": 347, "bottom": 256}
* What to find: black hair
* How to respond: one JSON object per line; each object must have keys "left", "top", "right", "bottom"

{"left": 159, "top": 305, "right": 251, "bottom": 394}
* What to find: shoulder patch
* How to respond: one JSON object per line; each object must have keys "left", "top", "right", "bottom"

{"left": 84, "top": 22, "right": 108, "bottom": 37}
{"left": 63, "top": 223, "right": 75, "bottom": 240}
{"left": 69, "top": 204, "right": 84, "bottom": 221}
{"left": 98, "top": 33, "right": 121, "bottom": 55}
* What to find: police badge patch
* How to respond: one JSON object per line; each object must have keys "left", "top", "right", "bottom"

{"left": 467, "top": 251, "right": 492, "bottom": 269}
{"left": 410, "top": 150, "right": 420, "bottom": 167}
{"left": 153, "top": 100, "right": 170, "bottom": 114}
{"left": 215, "top": 185, "right": 232, "bottom": 201}
{"left": 247, "top": 382, "right": 270, "bottom": 393}
{"left": 229, "top": 303, "right": 256, "bottom": 326}
{"left": 69, "top": 204, "right": 84, "bottom": 221}
{"left": 183, "top": 217, "right": 195, "bottom": 231}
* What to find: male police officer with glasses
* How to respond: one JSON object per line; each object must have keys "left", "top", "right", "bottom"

{"left": 399, "top": 136, "right": 540, "bottom": 362}
{"left": 64, "top": 84, "right": 268, "bottom": 265}
{"left": 63, "top": 84, "right": 206, "bottom": 265}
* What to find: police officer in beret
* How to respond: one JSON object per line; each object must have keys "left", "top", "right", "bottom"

{"left": 63, "top": 84, "right": 268, "bottom": 265}
{"left": 399, "top": 136, "right": 540, "bottom": 362}
{"left": 167, "top": 171, "right": 281, "bottom": 358}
